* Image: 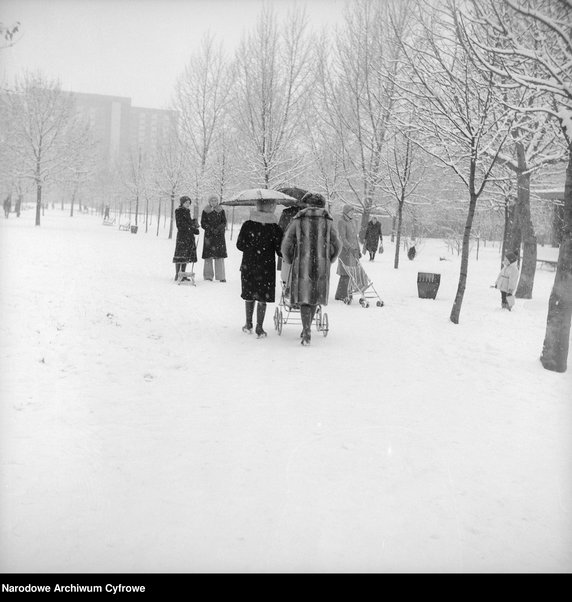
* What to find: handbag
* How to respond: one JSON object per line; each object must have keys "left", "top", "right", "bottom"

{"left": 378, "top": 243, "right": 384, "bottom": 254}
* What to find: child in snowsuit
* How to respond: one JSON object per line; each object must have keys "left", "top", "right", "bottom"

{"left": 495, "top": 251, "right": 520, "bottom": 310}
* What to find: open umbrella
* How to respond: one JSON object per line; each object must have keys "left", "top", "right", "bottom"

{"left": 277, "top": 187, "right": 309, "bottom": 203}
{"left": 221, "top": 188, "right": 299, "bottom": 207}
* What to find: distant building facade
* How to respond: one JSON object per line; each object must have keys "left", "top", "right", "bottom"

{"left": 71, "top": 91, "right": 177, "bottom": 168}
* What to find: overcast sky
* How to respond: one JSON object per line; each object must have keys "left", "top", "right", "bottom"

{"left": 0, "top": 0, "right": 345, "bottom": 108}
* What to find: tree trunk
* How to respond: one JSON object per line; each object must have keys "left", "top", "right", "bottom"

{"left": 70, "top": 188, "right": 76, "bottom": 217}
{"left": 514, "top": 143, "right": 537, "bottom": 299}
{"left": 168, "top": 190, "right": 175, "bottom": 240}
{"left": 450, "top": 193, "right": 478, "bottom": 324}
{"left": 35, "top": 179, "right": 42, "bottom": 226}
{"left": 156, "top": 200, "right": 161, "bottom": 237}
{"left": 540, "top": 148, "right": 572, "bottom": 373}
{"left": 394, "top": 201, "right": 404, "bottom": 269}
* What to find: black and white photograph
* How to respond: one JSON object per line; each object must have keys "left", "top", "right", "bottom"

{"left": 0, "top": 0, "right": 571, "bottom": 577}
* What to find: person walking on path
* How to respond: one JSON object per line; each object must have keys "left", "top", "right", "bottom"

{"left": 200, "top": 194, "right": 227, "bottom": 282}
{"left": 172, "top": 196, "right": 199, "bottom": 282}
{"left": 494, "top": 250, "right": 520, "bottom": 311}
{"left": 236, "top": 198, "right": 283, "bottom": 338}
{"left": 364, "top": 216, "right": 383, "bottom": 261}
{"left": 3, "top": 193, "right": 12, "bottom": 218}
{"left": 281, "top": 193, "right": 342, "bottom": 346}
{"left": 335, "top": 204, "right": 361, "bottom": 301}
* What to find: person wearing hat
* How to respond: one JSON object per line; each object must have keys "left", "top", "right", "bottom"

{"left": 364, "top": 216, "right": 383, "bottom": 261}
{"left": 200, "top": 194, "right": 227, "bottom": 282}
{"left": 335, "top": 204, "right": 361, "bottom": 301}
{"left": 281, "top": 193, "right": 342, "bottom": 345}
{"left": 494, "top": 250, "right": 520, "bottom": 310}
{"left": 172, "top": 196, "right": 200, "bottom": 282}
{"left": 236, "top": 198, "right": 284, "bottom": 338}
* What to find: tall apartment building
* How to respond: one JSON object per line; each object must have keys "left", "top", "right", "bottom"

{"left": 72, "top": 91, "right": 177, "bottom": 169}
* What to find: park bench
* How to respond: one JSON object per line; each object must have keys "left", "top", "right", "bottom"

{"left": 118, "top": 222, "right": 131, "bottom": 231}
{"left": 536, "top": 258, "right": 557, "bottom": 271}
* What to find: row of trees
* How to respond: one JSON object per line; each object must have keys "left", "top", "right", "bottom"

{"left": 1, "top": 0, "right": 570, "bottom": 371}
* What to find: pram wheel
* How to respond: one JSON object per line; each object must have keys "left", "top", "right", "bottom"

{"left": 273, "top": 307, "right": 283, "bottom": 335}
{"left": 376, "top": 300, "right": 384, "bottom": 307}
{"left": 343, "top": 295, "right": 353, "bottom": 305}
{"left": 314, "top": 307, "right": 322, "bottom": 332}
{"left": 359, "top": 298, "right": 369, "bottom": 308}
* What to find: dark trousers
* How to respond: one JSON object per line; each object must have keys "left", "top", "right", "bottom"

{"left": 300, "top": 304, "right": 317, "bottom": 337}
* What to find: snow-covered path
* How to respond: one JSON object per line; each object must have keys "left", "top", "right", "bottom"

{"left": 1, "top": 211, "right": 570, "bottom": 572}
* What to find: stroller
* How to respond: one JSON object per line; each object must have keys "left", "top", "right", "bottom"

{"left": 338, "top": 259, "right": 384, "bottom": 308}
{"left": 273, "top": 281, "right": 329, "bottom": 337}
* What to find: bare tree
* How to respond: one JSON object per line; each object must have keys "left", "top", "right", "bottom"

{"left": 173, "top": 33, "right": 234, "bottom": 205}
{"left": 458, "top": 0, "right": 572, "bottom": 370}
{"left": 395, "top": 1, "right": 513, "bottom": 324}
{"left": 233, "top": 5, "right": 311, "bottom": 188}
{"left": 1, "top": 71, "right": 80, "bottom": 226}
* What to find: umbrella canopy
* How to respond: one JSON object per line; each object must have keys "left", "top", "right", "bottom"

{"left": 221, "top": 188, "right": 299, "bottom": 207}
{"left": 277, "top": 187, "right": 309, "bottom": 203}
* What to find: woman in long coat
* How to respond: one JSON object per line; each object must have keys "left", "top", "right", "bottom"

{"left": 172, "top": 196, "right": 199, "bottom": 281}
{"left": 335, "top": 204, "right": 361, "bottom": 300}
{"left": 281, "top": 193, "right": 341, "bottom": 345}
{"left": 364, "top": 216, "right": 383, "bottom": 261}
{"left": 236, "top": 199, "right": 283, "bottom": 338}
{"left": 201, "top": 194, "right": 227, "bottom": 282}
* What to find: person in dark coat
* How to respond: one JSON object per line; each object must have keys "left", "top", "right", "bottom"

{"left": 3, "top": 193, "right": 12, "bottom": 218}
{"left": 364, "top": 216, "right": 383, "bottom": 261}
{"left": 237, "top": 198, "right": 283, "bottom": 338}
{"left": 276, "top": 205, "right": 301, "bottom": 277}
{"left": 201, "top": 194, "right": 227, "bottom": 282}
{"left": 172, "top": 196, "right": 199, "bottom": 281}
{"left": 281, "top": 193, "right": 342, "bottom": 345}
{"left": 335, "top": 204, "right": 361, "bottom": 300}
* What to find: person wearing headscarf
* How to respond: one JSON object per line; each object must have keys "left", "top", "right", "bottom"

{"left": 334, "top": 204, "right": 361, "bottom": 301}
{"left": 172, "top": 196, "right": 199, "bottom": 281}
{"left": 281, "top": 193, "right": 341, "bottom": 345}
{"left": 236, "top": 199, "right": 284, "bottom": 338}
{"left": 494, "top": 250, "right": 520, "bottom": 310}
{"left": 201, "top": 194, "right": 227, "bottom": 282}
{"left": 364, "top": 216, "right": 383, "bottom": 261}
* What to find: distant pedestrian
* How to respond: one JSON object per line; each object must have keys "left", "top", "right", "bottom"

{"left": 200, "top": 194, "right": 227, "bottom": 282}
{"left": 15, "top": 194, "right": 22, "bottom": 217}
{"left": 335, "top": 204, "right": 361, "bottom": 301}
{"left": 172, "top": 196, "right": 199, "bottom": 282}
{"left": 104, "top": 204, "right": 110, "bottom": 220}
{"left": 494, "top": 250, "right": 520, "bottom": 311}
{"left": 364, "top": 216, "right": 383, "bottom": 261}
{"left": 281, "top": 193, "right": 341, "bottom": 345}
{"left": 3, "top": 193, "right": 12, "bottom": 218}
{"left": 237, "top": 198, "right": 283, "bottom": 338}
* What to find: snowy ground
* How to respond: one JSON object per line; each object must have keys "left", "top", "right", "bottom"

{"left": 0, "top": 208, "right": 570, "bottom": 573}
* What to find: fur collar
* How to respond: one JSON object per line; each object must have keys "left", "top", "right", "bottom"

{"left": 295, "top": 207, "right": 333, "bottom": 221}
{"left": 248, "top": 210, "right": 278, "bottom": 224}
{"left": 203, "top": 205, "right": 223, "bottom": 214}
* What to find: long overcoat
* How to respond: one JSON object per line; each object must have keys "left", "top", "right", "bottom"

{"left": 281, "top": 207, "right": 342, "bottom": 306}
{"left": 237, "top": 212, "right": 283, "bottom": 302}
{"left": 276, "top": 206, "right": 300, "bottom": 271}
{"left": 495, "top": 261, "right": 520, "bottom": 294}
{"left": 364, "top": 220, "right": 383, "bottom": 252}
{"left": 336, "top": 214, "right": 361, "bottom": 276}
{"left": 200, "top": 206, "right": 227, "bottom": 259}
{"left": 172, "top": 206, "right": 199, "bottom": 264}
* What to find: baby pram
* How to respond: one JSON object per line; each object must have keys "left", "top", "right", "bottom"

{"left": 338, "top": 259, "right": 384, "bottom": 308}
{"left": 273, "top": 281, "right": 329, "bottom": 337}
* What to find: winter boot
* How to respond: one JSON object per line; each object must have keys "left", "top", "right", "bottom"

{"left": 243, "top": 300, "right": 255, "bottom": 334}
{"left": 255, "top": 302, "right": 267, "bottom": 338}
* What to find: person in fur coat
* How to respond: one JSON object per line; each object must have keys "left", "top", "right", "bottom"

{"left": 335, "top": 204, "right": 361, "bottom": 301}
{"left": 494, "top": 250, "right": 520, "bottom": 310}
{"left": 172, "top": 196, "right": 200, "bottom": 281}
{"left": 201, "top": 194, "right": 227, "bottom": 282}
{"left": 281, "top": 193, "right": 342, "bottom": 346}
{"left": 236, "top": 199, "right": 283, "bottom": 338}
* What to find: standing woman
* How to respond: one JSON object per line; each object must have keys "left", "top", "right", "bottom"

{"left": 335, "top": 204, "right": 361, "bottom": 301}
{"left": 201, "top": 194, "right": 227, "bottom": 282}
{"left": 172, "top": 195, "right": 199, "bottom": 281}
{"left": 364, "top": 216, "right": 383, "bottom": 261}
{"left": 236, "top": 199, "right": 283, "bottom": 338}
